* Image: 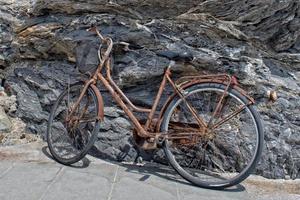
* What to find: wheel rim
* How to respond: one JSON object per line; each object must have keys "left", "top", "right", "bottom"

{"left": 48, "top": 84, "right": 98, "bottom": 161}
{"left": 162, "top": 87, "right": 260, "bottom": 187}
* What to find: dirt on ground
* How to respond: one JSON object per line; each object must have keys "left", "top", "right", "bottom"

{"left": 0, "top": 117, "right": 42, "bottom": 146}
{"left": 0, "top": 89, "right": 42, "bottom": 146}
{"left": 244, "top": 175, "right": 300, "bottom": 200}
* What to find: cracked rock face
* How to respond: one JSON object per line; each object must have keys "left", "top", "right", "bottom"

{"left": 0, "top": 0, "right": 299, "bottom": 179}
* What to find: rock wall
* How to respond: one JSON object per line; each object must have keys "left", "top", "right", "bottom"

{"left": 0, "top": 0, "right": 299, "bottom": 179}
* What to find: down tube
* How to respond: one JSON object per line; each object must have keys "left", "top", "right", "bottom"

{"left": 97, "top": 74, "right": 150, "bottom": 137}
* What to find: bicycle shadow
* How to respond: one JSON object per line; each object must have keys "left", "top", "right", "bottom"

{"left": 42, "top": 145, "right": 246, "bottom": 192}
{"left": 41, "top": 146, "right": 91, "bottom": 169}
{"left": 88, "top": 146, "right": 246, "bottom": 193}
{"left": 121, "top": 163, "right": 246, "bottom": 192}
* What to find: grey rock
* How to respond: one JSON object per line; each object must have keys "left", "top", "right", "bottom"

{"left": 104, "top": 107, "right": 122, "bottom": 118}
{"left": 111, "top": 117, "right": 132, "bottom": 132}
{"left": 0, "top": 107, "right": 12, "bottom": 132}
{"left": 8, "top": 80, "right": 48, "bottom": 122}
{"left": 92, "top": 114, "right": 137, "bottom": 162}
{"left": 2, "top": 0, "right": 300, "bottom": 179}
{"left": 0, "top": 94, "right": 17, "bottom": 114}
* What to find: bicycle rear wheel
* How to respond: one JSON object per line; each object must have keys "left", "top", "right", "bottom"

{"left": 161, "top": 83, "right": 263, "bottom": 189}
{"left": 47, "top": 82, "right": 100, "bottom": 165}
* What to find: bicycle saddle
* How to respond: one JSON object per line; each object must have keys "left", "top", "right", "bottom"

{"left": 157, "top": 50, "right": 194, "bottom": 62}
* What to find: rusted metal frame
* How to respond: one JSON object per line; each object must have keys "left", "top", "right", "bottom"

{"left": 207, "top": 75, "right": 232, "bottom": 128}
{"left": 144, "top": 70, "right": 169, "bottom": 130}
{"left": 155, "top": 93, "right": 177, "bottom": 132}
{"left": 75, "top": 94, "right": 102, "bottom": 124}
{"left": 177, "top": 76, "right": 255, "bottom": 104}
{"left": 166, "top": 132, "right": 200, "bottom": 139}
{"left": 66, "top": 79, "right": 95, "bottom": 121}
{"left": 66, "top": 37, "right": 112, "bottom": 122}
{"left": 175, "top": 74, "right": 230, "bottom": 86}
{"left": 154, "top": 131, "right": 200, "bottom": 141}
{"left": 156, "top": 74, "right": 227, "bottom": 132}
{"left": 165, "top": 73, "right": 207, "bottom": 129}
{"left": 92, "top": 39, "right": 113, "bottom": 79}
{"left": 105, "top": 59, "right": 152, "bottom": 113}
{"left": 71, "top": 95, "right": 91, "bottom": 127}
{"left": 68, "top": 95, "right": 92, "bottom": 135}
{"left": 78, "top": 118, "right": 97, "bottom": 123}
{"left": 210, "top": 104, "right": 248, "bottom": 130}
{"left": 68, "top": 83, "right": 104, "bottom": 123}
{"left": 214, "top": 94, "right": 229, "bottom": 119}
{"left": 89, "top": 84, "right": 105, "bottom": 120}
{"left": 97, "top": 73, "right": 152, "bottom": 138}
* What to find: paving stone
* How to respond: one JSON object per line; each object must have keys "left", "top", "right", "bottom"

{"left": 0, "top": 161, "right": 13, "bottom": 178}
{"left": 0, "top": 162, "right": 62, "bottom": 200}
{"left": 177, "top": 180, "right": 251, "bottom": 200}
{"left": 64, "top": 162, "right": 118, "bottom": 182}
{"left": 42, "top": 167, "right": 112, "bottom": 200}
{"left": 112, "top": 176, "right": 176, "bottom": 200}
{"left": 0, "top": 158, "right": 297, "bottom": 200}
{"left": 111, "top": 164, "right": 179, "bottom": 200}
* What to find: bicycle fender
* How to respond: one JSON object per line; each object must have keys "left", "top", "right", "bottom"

{"left": 179, "top": 79, "right": 255, "bottom": 103}
{"left": 156, "top": 80, "right": 254, "bottom": 132}
{"left": 89, "top": 84, "right": 104, "bottom": 121}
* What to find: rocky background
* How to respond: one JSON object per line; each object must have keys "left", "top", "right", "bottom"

{"left": 0, "top": 0, "right": 299, "bottom": 179}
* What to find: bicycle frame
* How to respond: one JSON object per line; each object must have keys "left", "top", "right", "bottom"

{"left": 69, "top": 27, "right": 256, "bottom": 149}
{"left": 80, "top": 57, "right": 208, "bottom": 138}
{"left": 48, "top": 27, "right": 264, "bottom": 189}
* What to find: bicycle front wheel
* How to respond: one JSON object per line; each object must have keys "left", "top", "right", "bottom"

{"left": 161, "top": 83, "right": 263, "bottom": 189}
{"left": 47, "top": 82, "right": 100, "bottom": 165}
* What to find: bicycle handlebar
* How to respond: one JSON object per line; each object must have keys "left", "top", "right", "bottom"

{"left": 87, "top": 25, "right": 114, "bottom": 63}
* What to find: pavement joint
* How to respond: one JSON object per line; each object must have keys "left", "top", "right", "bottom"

{"left": 0, "top": 162, "right": 15, "bottom": 179}
{"left": 38, "top": 166, "right": 65, "bottom": 200}
{"left": 175, "top": 181, "right": 181, "bottom": 200}
{"left": 107, "top": 165, "right": 119, "bottom": 200}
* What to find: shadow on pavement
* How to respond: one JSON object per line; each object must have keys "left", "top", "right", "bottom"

{"left": 42, "top": 145, "right": 245, "bottom": 192}
{"left": 120, "top": 162, "right": 246, "bottom": 192}
{"left": 89, "top": 146, "right": 246, "bottom": 192}
{"left": 41, "top": 146, "right": 91, "bottom": 169}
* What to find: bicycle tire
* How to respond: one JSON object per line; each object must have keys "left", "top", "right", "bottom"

{"left": 47, "top": 82, "right": 100, "bottom": 165}
{"left": 161, "top": 82, "right": 263, "bottom": 189}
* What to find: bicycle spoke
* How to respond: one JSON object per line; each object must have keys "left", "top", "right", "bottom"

{"left": 163, "top": 83, "right": 262, "bottom": 188}
{"left": 47, "top": 83, "right": 99, "bottom": 164}
{"left": 211, "top": 104, "right": 247, "bottom": 130}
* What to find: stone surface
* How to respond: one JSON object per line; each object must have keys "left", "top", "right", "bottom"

{"left": 42, "top": 169, "right": 112, "bottom": 200}
{"left": 0, "top": 162, "right": 62, "bottom": 200}
{"left": 0, "top": 92, "right": 16, "bottom": 114}
{"left": 0, "top": 89, "right": 41, "bottom": 145}
{"left": 0, "top": 0, "right": 300, "bottom": 179}
{"left": 0, "top": 107, "right": 12, "bottom": 132}
{"left": 0, "top": 148, "right": 299, "bottom": 200}
{"left": 91, "top": 112, "right": 138, "bottom": 162}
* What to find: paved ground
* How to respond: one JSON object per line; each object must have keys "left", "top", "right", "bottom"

{"left": 0, "top": 142, "right": 299, "bottom": 200}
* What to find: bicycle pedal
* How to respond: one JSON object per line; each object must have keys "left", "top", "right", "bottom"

{"left": 135, "top": 156, "right": 145, "bottom": 166}
{"left": 137, "top": 156, "right": 143, "bottom": 163}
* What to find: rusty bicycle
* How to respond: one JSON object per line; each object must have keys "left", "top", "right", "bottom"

{"left": 47, "top": 26, "right": 263, "bottom": 189}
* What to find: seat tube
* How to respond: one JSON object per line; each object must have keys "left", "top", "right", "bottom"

{"left": 145, "top": 68, "right": 170, "bottom": 129}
